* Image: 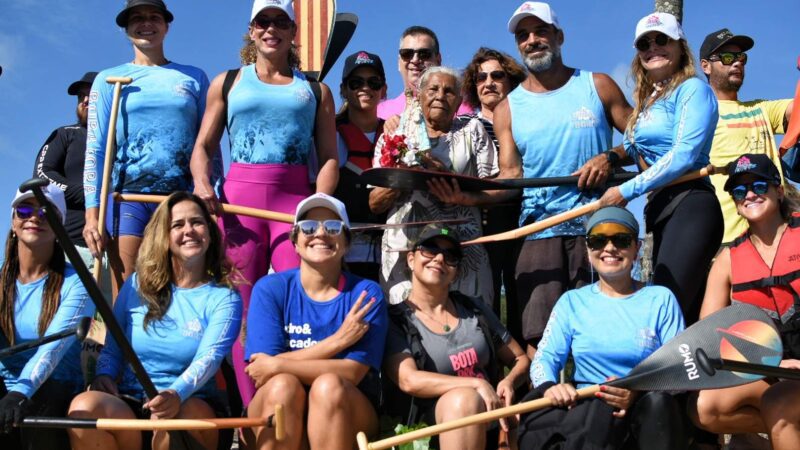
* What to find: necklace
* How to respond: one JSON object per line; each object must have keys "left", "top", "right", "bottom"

{"left": 408, "top": 297, "right": 453, "bottom": 332}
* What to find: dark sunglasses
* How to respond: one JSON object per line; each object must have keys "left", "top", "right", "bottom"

{"left": 347, "top": 76, "right": 384, "bottom": 91}
{"left": 586, "top": 233, "right": 636, "bottom": 251}
{"left": 415, "top": 244, "right": 462, "bottom": 267}
{"left": 251, "top": 16, "right": 294, "bottom": 30}
{"left": 399, "top": 48, "right": 435, "bottom": 61}
{"left": 730, "top": 180, "right": 771, "bottom": 201}
{"left": 475, "top": 70, "right": 507, "bottom": 83}
{"left": 709, "top": 52, "right": 748, "bottom": 66}
{"left": 14, "top": 204, "right": 48, "bottom": 221}
{"left": 635, "top": 33, "right": 671, "bottom": 52}
{"left": 296, "top": 219, "right": 345, "bottom": 237}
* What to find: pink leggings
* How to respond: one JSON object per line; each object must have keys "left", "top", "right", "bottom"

{"left": 219, "top": 163, "right": 310, "bottom": 406}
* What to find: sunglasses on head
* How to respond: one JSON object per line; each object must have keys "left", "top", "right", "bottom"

{"left": 586, "top": 233, "right": 636, "bottom": 251}
{"left": 730, "top": 180, "right": 771, "bottom": 201}
{"left": 14, "top": 204, "right": 48, "bottom": 221}
{"left": 251, "top": 16, "right": 294, "bottom": 30}
{"left": 709, "top": 51, "right": 748, "bottom": 66}
{"left": 399, "top": 48, "right": 435, "bottom": 61}
{"left": 475, "top": 70, "right": 507, "bottom": 83}
{"left": 296, "top": 220, "right": 346, "bottom": 237}
{"left": 635, "top": 33, "right": 671, "bottom": 52}
{"left": 415, "top": 244, "right": 462, "bottom": 267}
{"left": 347, "top": 76, "right": 384, "bottom": 91}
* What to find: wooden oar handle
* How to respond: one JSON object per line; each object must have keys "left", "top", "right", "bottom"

{"left": 106, "top": 76, "right": 133, "bottom": 85}
{"left": 114, "top": 193, "right": 296, "bottom": 224}
{"left": 356, "top": 386, "right": 600, "bottom": 450}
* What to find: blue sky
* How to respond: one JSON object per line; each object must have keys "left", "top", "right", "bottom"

{"left": 0, "top": 0, "right": 797, "bottom": 237}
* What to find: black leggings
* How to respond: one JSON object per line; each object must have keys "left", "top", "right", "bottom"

{"left": 0, "top": 379, "right": 76, "bottom": 450}
{"left": 649, "top": 189, "right": 723, "bottom": 324}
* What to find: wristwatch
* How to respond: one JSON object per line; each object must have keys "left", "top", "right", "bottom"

{"left": 604, "top": 150, "right": 620, "bottom": 167}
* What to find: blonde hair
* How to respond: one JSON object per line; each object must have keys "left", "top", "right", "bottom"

{"left": 136, "top": 192, "right": 237, "bottom": 329}
{"left": 625, "top": 39, "right": 698, "bottom": 140}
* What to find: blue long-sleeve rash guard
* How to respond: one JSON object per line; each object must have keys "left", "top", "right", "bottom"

{"left": 0, "top": 266, "right": 93, "bottom": 397}
{"left": 95, "top": 274, "right": 242, "bottom": 401}
{"left": 619, "top": 77, "right": 719, "bottom": 200}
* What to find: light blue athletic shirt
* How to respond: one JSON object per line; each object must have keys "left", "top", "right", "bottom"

{"left": 0, "top": 266, "right": 93, "bottom": 397}
{"left": 508, "top": 70, "right": 612, "bottom": 239}
{"left": 619, "top": 77, "right": 718, "bottom": 200}
{"left": 531, "top": 284, "right": 684, "bottom": 388}
{"left": 95, "top": 273, "right": 242, "bottom": 401}
{"left": 245, "top": 269, "right": 388, "bottom": 372}
{"left": 84, "top": 62, "right": 209, "bottom": 209}
{"left": 227, "top": 65, "right": 317, "bottom": 165}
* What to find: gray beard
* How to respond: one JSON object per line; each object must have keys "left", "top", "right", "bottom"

{"left": 523, "top": 48, "right": 560, "bottom": 73}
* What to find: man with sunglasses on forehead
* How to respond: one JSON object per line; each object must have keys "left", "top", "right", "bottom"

{"left": 377, "top": 26, "right": 471, "bottom": 120}
{"left": 699, "top": 29, "right": 794, "bottom": 246}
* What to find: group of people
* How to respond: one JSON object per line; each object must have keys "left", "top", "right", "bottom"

{"left": 2, "top": 0, "right": 799, "bottom": 449}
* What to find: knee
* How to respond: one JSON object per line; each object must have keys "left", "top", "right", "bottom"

{"left": 68, "top": 392, "right": 108, "bottom": 418}
{"left": 635, "top": 391, "right": 675, "bottom": 415}
{"left": 308, "top": 373, "right": 350, "bottom": 411}
{"left": 691, "top": 391, "right": 723, "bottom": 431}
{"left": 437, "top": 387, "right": 486, "bottom": 420}
{"left": 176, "top": 398, "right": 214, "bottom": 419}
{"left": 253, "top": 373, "right": 305, "bottom": 407}
{"left": 761, "top": 382, "right": 800, "bottom": 428}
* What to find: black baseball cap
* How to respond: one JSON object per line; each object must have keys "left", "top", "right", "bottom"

{"left": 700, "top": 28, "right": 754, "bottom": 60}
{"left": 67, "top": 72, "right": 98, "bottom": 96}
{"left": 341, "top": 51, "right": 386, "bottom": 81}
{"left": 413, "top": 223, "right": 462, "bottom": 249}
{"left": 116, "top": 0, "right": 174, "bottom": 27}
{"left": 723, "top": 154, "right": 781, "bottom": 191}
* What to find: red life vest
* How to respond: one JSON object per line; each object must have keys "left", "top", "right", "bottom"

{"left": 730, "top": 213, "right": 800, "bottom": 357}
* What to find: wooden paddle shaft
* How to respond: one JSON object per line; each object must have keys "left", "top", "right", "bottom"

{"left": 357, "top": 386, "right": 600, "bottom": 450}
{"left": 115, "top": 193, "right": 295, "bottom": 224}
{"left": 462, "top": 164, "right": 721, "bottom": 246}
{"left": 93, "top": 76, "right": 133, "bottom": 281}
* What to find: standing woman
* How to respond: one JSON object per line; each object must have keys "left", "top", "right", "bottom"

{"left": 67, "top": 192, "right": 242, "bottom": 450}
{"left": 189, "top": 0, "right": 338, "bottom": 404}
{"left": 83, "top": 0, "right": 211, "bottom": 296}
{"left": 691, "top": 154, "right": 800, "bottom": 450}
{"left": 599, "top": 12, "right": 723, "bottom": 323}
{"left": 334, "top": 50, "right": 387, "bottom": 281}
{"left": 244, "top": 193, "right": 387, "bottom": 450}
{"left": 0, "top": 184, "right": 93, "bottom": 450}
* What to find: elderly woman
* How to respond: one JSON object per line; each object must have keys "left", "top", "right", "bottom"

{"left": 244, "top": 193, "right": 388, "bottom": 450}
{"left": 369, "top": 66, "right": 496, "bottom": 305}
{"left": 68, "top": 192, "right": 242, "bottom": 450}
{"left": 599, "top": 12, "right": 723, "bottom": 324}
{"left": 190, "top": 0, "right": 339, "bottom": 405}
{"left": 0, "top": 184, "right": 92, "bottom": 450}
{"left": 691, "top": 154, "right": 800, "bottom": 450}
{"left": 519, "top": 207, "right": 686, "bottom": 450}
{"left": 462, "top": 47, "right": 527, "bottom": 341}
{"left": 383, "top": 223, "right": 529, "bottom": 450}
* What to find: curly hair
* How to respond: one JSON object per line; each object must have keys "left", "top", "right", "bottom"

{"left": 462, "top": 47, "right": 527, "bottom": 109}
{"left": 135, "top": 192, "right": 237, "bottom": 330}
{"left": 0, "top": 229, "right": 65, "bottom": 345}
{"left": 625, "top": 39, "right": 698, "bottom": 141}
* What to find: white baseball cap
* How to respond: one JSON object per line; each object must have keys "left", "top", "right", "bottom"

{"left": 11, "top": 182, "right": 67, "bottom": 225}
{"left": 250, "top": 0, "right": 295, "bottom": 22}
{"left": 507, "top": 1, "right": 560, "bottom": 34}
{"left": 633, "top": 12, "right": 685, "bottom": 47}
{"left": 294, "top": 193, "right": 350, "bottom": 228}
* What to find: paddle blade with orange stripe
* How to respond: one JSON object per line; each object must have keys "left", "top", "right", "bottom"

{"left": 294, "top": 0, "right": 336, "bottom": 79}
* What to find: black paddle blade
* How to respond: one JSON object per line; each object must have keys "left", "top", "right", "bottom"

{"left": 609, "top": 303, "right": 781, "bottom": 391}
{"left": 318, "top": 12, "right": 358, "bottom": 82}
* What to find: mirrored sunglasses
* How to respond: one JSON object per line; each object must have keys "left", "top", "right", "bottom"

{"left": 296, "top": 219, "right": 345, "bottom": 237}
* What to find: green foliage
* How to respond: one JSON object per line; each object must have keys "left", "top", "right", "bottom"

{"left": 393, "top": 422, "right": 431, "bottom": 450}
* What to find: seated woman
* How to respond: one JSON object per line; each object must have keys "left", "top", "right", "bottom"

{"left": 691, "top": 154, "right": 800, "bottom": 450}
{"left": 519, "top": 207, "right": 687, "bottom": 450}
{"left": 67, "top": 192, "right": 242, "bottom": 450}
{"left": 0, "top": 184, "right": 93, "bottom": 450}
{"left": 383, "top": 224, "right": 530, "bottom": 450}
{"left": 244, "top": 193, "right": 388, "bottom": 450}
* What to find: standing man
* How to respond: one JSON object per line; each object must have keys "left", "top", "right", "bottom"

{"left": 34, "top": 72, "right": 101, "bottom": 270}
{"left": 496, "top": 2, "right": 631, "bottom": 356}
{"left": 700, "top": 29, "right": 793, "bottom": 244}
{"left": 377, "top": 25, "right": 471, "bottom": 119}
